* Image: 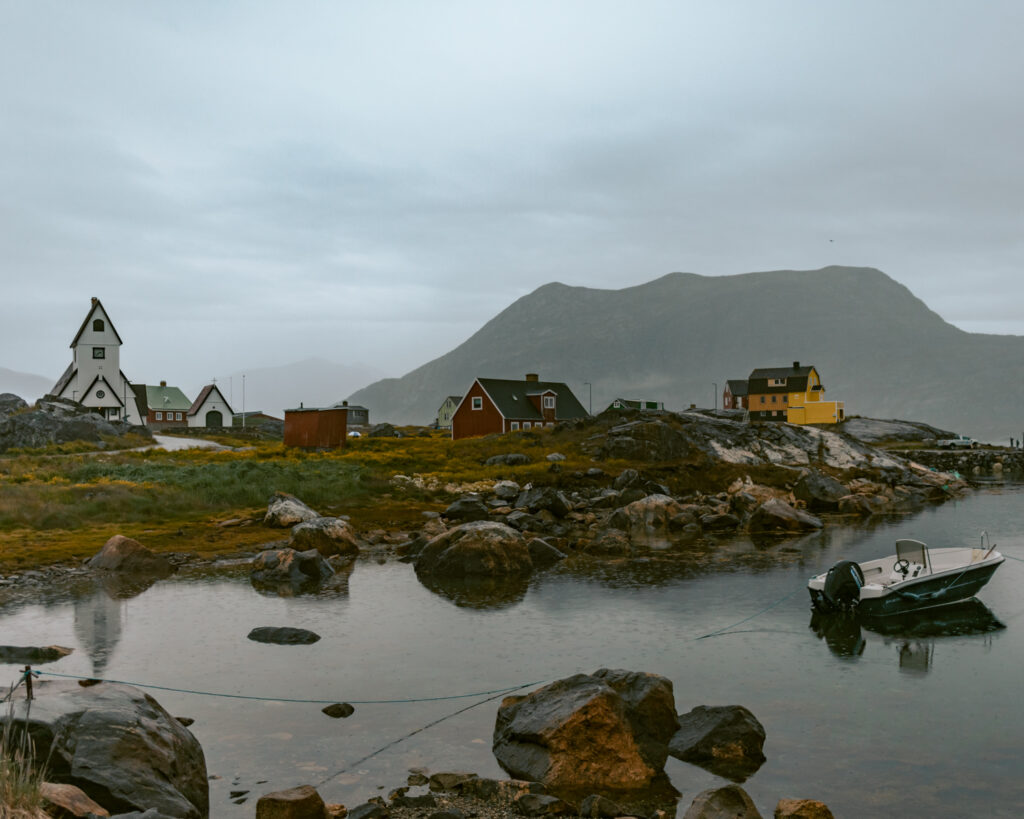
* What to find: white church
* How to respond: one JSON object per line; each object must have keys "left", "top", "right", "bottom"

{"left": 50, "top": 298, "right": 233, "bottom": 428}
{"left": 51, "top": 298, "right": 145, "bottom": 423}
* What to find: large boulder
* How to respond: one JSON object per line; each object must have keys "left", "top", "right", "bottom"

{"left": 444, "top": 495, "right": 491, "bottom": 522}
{"left": 492, "top": 669, "right": 679, "bottom": 790}
{"left": 792, "top": 471, "right": 849, "bottom": 512}
{"left": 0, "top": 392, "right": 28, "bottom": 415}
{"left": 682, "top": 785, "right": 762, "bottom": 819}
{"left": 289, "top": 517, "right": 359, "bottom": 557}
{"left": 264, "top": 492, "right": 319, "bottom": 527}
{"left": 4, "top": 681, "right": 207, "bottom": 818}
{"left": 87, "top": 536, "right": 174, "bottom": 577}
{"left": 669, "top": 705, "right": 766, "bottom": 781}
{"left": 255, "top": 784, "right": 326, "bottom": 818}
{"left": 415, "top": 521, "right": 533, "bottom": 578}
{"left": 600, "top": 421, "right": 689, "bottom": 461}
{"left": 250, "top": 547, "right": 334, "bottom": 590}
{"left": 747, "top": 499, "right": 823, "bottom": 534}
{"left": 774, "top": 799, "right": 835, "bottom": 818}
{"left": 611, "top": 494, "right": 687, "bottom": 548}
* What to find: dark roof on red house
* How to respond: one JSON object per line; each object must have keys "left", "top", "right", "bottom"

{"left": 475, "top": 378, "right": 588, "bottom": 421}
{"left": 747, "top": 363, "right": 816, "bottom": 394}
{"left": 725, "top": 379, "right": 748, "bottom": 397}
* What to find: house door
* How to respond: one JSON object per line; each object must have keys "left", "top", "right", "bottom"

{"left": 205, "top": 410, "right": 223, "bottom": 428}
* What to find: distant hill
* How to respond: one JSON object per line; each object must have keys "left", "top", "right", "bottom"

{"left": 347, "top": 266, "right": 1023, "bottom": 441}
{"left": 202, "top": 357, "right": 386, "bottom": 421}
{"left": 0, "top": 366, "right": 53, "bottom": 403}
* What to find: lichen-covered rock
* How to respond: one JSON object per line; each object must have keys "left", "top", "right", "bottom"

{"left": 493, "top": 669, "right": 678, "bottom": 790}
{"left": 600, "top": 421, "right": 689, "bottom": 461}
{"left": 289, "top": 517, "right": 360, "bottom": 557}
{"left": 774, "top": 798, "right": 835, "bottom": 818}
{"left": 264, "top": 492, "right": 319, "bottom": 527}
{"left": 250, "top": 547, "right": 334, "bottom": 589}
{"left": 612, "top": 494, "right": 687, "bottom": 547}
{"left": 415, "top": 521, "right": 533, "bottom": 578}
{"left": 87, "top": 535, "right": 174, "bottom": 577}
{"left": 793, "top": 471, "right": 849, "bottom": 511}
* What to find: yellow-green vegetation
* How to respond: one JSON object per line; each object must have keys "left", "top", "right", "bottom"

{"left": 0, "top": 424, "right": 758, "bottom": 572}
{"left": 0, "top": 701, "right": 47, "bottom": 818}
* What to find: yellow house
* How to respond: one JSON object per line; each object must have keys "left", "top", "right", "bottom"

{"left": 746, "top": 361, "right": 845, "bottom": 425}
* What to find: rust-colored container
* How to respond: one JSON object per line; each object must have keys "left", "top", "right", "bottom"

{"left": 284, "top": 407, "right": 348, "bottom": 449}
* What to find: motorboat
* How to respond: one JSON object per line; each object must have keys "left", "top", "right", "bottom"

{"left": 808, "top": 534, "right": 1004, "bottom": 617}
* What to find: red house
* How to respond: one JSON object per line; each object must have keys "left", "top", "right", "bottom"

{"left": 451, "top": 374, "right": 589, "bottom": 440}
{"left": 723, "top": 379, "right": 749, "bottom": 410}
{"left": 284, "top": 406, "right": 347, "bottom": 449}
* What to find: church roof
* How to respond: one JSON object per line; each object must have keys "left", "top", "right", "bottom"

{"left": 71, "top": 297, "right": 123, "bottom": 348}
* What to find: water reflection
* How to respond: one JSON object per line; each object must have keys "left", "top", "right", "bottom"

{"left": 250, "top": 562, "right": 353, "bottom": 599}
{"left": 810, "top": 599, "right": 1005, "bottom": 672}
{"left": 416, "top": 572, "right": 530, "bottom": 609}
{"left": 73, "top": 584, "right": 126, "bottom": 677}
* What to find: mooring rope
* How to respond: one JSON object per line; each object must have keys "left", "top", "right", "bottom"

{"left": 694, "top": 588, "right": 803, "bottom": 640}
{"left": 30, "top": 670, "right": 547, "bottom": 706}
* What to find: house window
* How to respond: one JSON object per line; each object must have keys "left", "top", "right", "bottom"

{"left": 472, "top": 397, "right": 482, "bottom": 410}
{"left": 760, "top": 396, "right": 765, "bottom": 405}
{"left": 783, "top": 395, "right": 788, "bottom": 403}
{"left": 156, "top": 411, "right": 163, "bottom": 420}
{"left": 523, "top": 422, "right": 532, "bottom": 430}
{"left": 543, "top": 396, "right": 555, "bottom": 409}
{"left": 95, "top": 389, "right": 105, "bottom": 399}
{"left": 93, "top": 319, "right": 104, "bottom": 331}
{"left": 175, "top": 412, "right": 182, "bottom": 420}
{"left": 92, "top": 347, "right": 105, "bottom": 359}
{"left": 510, "top": 421, "right": 520, "bottom": 431}
{"left": 771, "top": 395, "right": 777, "bottom": 403}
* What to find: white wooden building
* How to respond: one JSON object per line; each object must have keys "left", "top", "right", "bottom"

{"left": 50, "top": 298, "right": 144, "bottom": 423}
{"left": 187, "top": 384, "right": 234, "bottom": 428}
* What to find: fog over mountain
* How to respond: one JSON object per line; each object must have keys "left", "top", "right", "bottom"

{"left": 348, "top": 266, "right": 1022, "bottom": 442}
{"left": 0, "top": 367, "right": 53, "bottom": 403}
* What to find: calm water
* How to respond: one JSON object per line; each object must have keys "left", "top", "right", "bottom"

{"left": 3, "top": 487, "right": 1024, "bottom": 818}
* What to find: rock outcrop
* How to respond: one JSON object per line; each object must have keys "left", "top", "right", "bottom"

{"left": 415, "top": 521, "right": 533, "bottom": 578}
{"left": 5, "top": 681, "right": 207, "bottom": 818}
{"left": 289, "top": 517, "right": 359, "bottom": 557}
{"left": 264, "top": 492, "right": 319, "bottom": 527}
{"left": 87, "top": 536, "right": 174, "bottom": 577}
{"left": 492, "top": 669, "right": 679, "bottom": 789}
{"left": 0, "top": 395, "right": 152, "bottom": 453}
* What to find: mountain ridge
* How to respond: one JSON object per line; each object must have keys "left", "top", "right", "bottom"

{"left": 347, "top": 266, "right": 1020, "bottom": 440}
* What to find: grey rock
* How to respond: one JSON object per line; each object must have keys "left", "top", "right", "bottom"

{"left": 747, "top": 499, "right": 823, "bottom": 534}
{"left": 545, "top": 452, "right": 566, "bottom": 462}
{"left": 486, "top": 453, "right": 531, "bottom": 466}
{"left": 349, "top": 802, "right": 390, "bottom": 819}
{"left": 493, "top": 480, "right": 522, "bottom": 500}
{"left": 613, "top": 468, "right": 641, "bottom": 490}
{"left": 682, "top": 785, "right": 762, "bottom": 819}
{"left": 700, "top": 513, "right": 742, "bottom": 532}
{"left": 250, "top": 547, "right": 334, "bottom": 590}
{"left": 600, "top": 420, "right": 689, "bottom": 461}
{"left": 255, "top": 784, "right": 326, "bottom": 818}
{"left": 369, "top": 423, "right": 397, "bottom": 438}
{"left": 670, "top": 705, "right": 766, "bottom": 782}
{"left": 264, "top": 492, "right": 319, "bottom": 527}
{"left": 87, "top": 535, "right": 173, "bottom": 577}
{"left": 514, "top": 793, "right": 572, "bottom": 815}
{"left": 793, "top": 471, "right": 849, "bottom": 512}
{"left": 322, "top": 702, "right": 355, "bottom": 718}
{"left": 5, "top": 681, "right": 207, "bottom": 818}
{"left": 415, "top": 521, "right": 533, "bottom": 578}
{"left": 428, "top": 771, "right": 478, "bottom": 792}
{"left": 527, "top": 538, "right": 567, "bottom": 568}
{"left": 444, "top": 495, "right": 490, "bottom": 522}
{"left": 579, "top": 794, "right": 625, "bottom": 818}
{"left": 514, "top": 487, "right": 572, "bottom": 518}
{"left": 0, "top": 393, "right": 28, "bottom": 415}
{"left": 391, "top": 793, "right": 437, "bottom": 809}
{"left": 247, "top": 627, "right": 321, "bottom": 645}
{"left": 289, "top": 517, "right": 360, "bottom": 557}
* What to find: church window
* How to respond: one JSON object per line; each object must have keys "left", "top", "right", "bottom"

{"left": 92, "top": 347, "right": 105, "bottom": 359}
{"left": 93, "top": 319, "right": 105, "bottom": 331}
{"left": 96, "top": 390, "right": 105, "bottom": 399}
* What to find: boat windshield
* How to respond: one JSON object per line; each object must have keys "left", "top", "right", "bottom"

{"left": 896, "top": 539, "right": 931, "bottom": 573}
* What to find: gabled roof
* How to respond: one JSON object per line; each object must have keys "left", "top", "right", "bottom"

{"left": 81, "top": 374, "right": 124, "bottom": 406}
{"left": 51, "top": 363, "right": 76, "bottom": 397}
{"left": 71, "top": 298, "right": 123, "bottom": 348}
{"left": 131, "top": 384, "right": 149, "bottom": 414}
{"left": 188, "top": 384, "right": 233, "bottom": 416}
{"left": 609, "top": 398, "right": 664, "bottom": 410}
{"left": 474, "top": 378, "right": 588, "bottom": 421}
{"left": 446, "top": 396, "right": 462, "bottom": 404}
{"left": 142, "top": 384, "right": 192, "bottom": 412}
{"left": 747, "top": 365, "right": 817, "bottom": 394}
{"left": 725, "top": 379, "right": 748, "bottom": 396}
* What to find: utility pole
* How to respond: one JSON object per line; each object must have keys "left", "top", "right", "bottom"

{"left": 713, "top": 382, "right": 718, "bottom": 411}
{"left": 242, "top": 374, "right": 246, "bottom": 429}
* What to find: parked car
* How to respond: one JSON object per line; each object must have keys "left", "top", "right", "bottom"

{"left": 937, "top": 435, "right": 977, "bottom": 449}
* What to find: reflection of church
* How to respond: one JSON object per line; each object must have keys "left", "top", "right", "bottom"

{"left": 73, "top": 590, "right": 125, "bottom": 677}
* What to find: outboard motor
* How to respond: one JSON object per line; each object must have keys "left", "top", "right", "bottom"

{"left": 821, "top": 560, "right": 865, "bottom": 612}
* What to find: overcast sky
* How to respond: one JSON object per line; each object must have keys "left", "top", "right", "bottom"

{"left": 3, "top": 1, "right": 1023, "bottom": 390}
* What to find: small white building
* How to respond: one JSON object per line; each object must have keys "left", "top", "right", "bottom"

{"left": 50, "top": 298, "right": 144, "bottom": 423}
{"left": 187, "top": 384, "right": 234, "bottom": 428}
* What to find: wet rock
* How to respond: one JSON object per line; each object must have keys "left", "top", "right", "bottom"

{"left": 514, "top": 793, "right": 572, "bottom": 815}
{"left": 7, "top": 681, "right": 207, "bottom": 818}
{"left": 670, "top": 705, "right": 766, "bottom": 782}
{"left": 322, "top": 702, "right": 355, "bottom": 718}
{"left": 774, "top": 798, "right": 835, "bottom": 818}
{"left": 429, "top": 771, "right": 478, "bottom": 792}
{"left": 289, "top": 517, "right": 360, "bottom": 558}
{"left": 837, "top": 494, "right": 887, "bottom": 515}
{"left": 247, "top": 627, "right": 321, "bottom": 645}
{"left": 349, "top": 802, "right": 389, "bottom": 819}
{"left": 615, "top": 494, "right": 687, "bottom": 545}
{"left": 729, "top": 491, "right": 761, "bottom": 519}
{"left": 255, "top": 784, "right": 327, "bottom": 818}
{"left": 683, "top": 785, "right": 762, "bottom": 818}
{"left": 700, "top": 513, "right": 741, "bottom": 532}
{"left": 444, "top": 495, "right": 491, "bottom": 522}
{"left": 407, "top": 768, "right": 430, "bottom": 787}
{"left": 418, "top": 572, "right": 531, "bottom": 610}
{"left": 391, "top": 793, "right": 438, "bottom": 808}
{"left": 579, "top": 793, "right": 625, "bottom": 818}
{"left": 415, "top": 521, "right": 533, "bottom": 578}
{"left": 793, "top": 471, "right": 849, "bottom": 512}
{"left": 87, "top": 535, "right": 174, "bottom": 577}
{"left": 0, "top": 644, "right": 74, "bottom": 664}
{"left": 264, "top": 492, "right": 319, "bottom": 527}
{"left": 504, "top": 510, "right": 541, "bottom": 532}
{"left": 250, "top": 547, "right": 334, "bottom": 590}
{"left": 527, "top": 538, "right": 567, "bottom": 568}
{"left": 493, "top": 669, "right": 678, "bottom": 790}
{"left": 40, "top": 781, "right": 111, "bottom": 817}
{"left": 581, "top": 528, "right": 632, "bottom": 556}
{"left": 747, "top": 499, "right": 822, "bottom": 534}
{"left": 514, "top": 487, "right": 572, "bottom": 518}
